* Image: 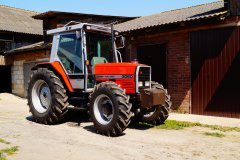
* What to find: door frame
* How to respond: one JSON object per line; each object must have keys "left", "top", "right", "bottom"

{"left": 136, "top": 42, "right": 168, "bottom": 88}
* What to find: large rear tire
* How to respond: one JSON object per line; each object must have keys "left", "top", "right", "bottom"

{"left": 27, "top": 68, "right": 69, "bottom": 124}
{"left": 140, "top": 82, "right": 172, "bottom": 125}
{"left": 89, "top": 82, "right": 132, "bottom": 136}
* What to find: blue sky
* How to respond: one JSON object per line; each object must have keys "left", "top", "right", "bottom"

{"left": 0, "top": 0, "right": 219, "bottom": 17}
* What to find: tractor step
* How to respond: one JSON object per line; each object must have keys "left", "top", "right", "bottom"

{"left": 68, "top": 105, "right": 88, "bottom": 111}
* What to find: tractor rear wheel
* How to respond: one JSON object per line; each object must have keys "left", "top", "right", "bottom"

{"left": 89, "top": 82, "right": 132, "bottom": 136}
{"left": 27, "top": 68, "right": 69, "bottom": 124}
{"left": 140, "top": 82, "right": 172, "bottom": 125}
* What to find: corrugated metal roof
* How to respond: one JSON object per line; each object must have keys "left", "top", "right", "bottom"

{"left": 0, "top": 5, "right": 43, "bottom": 35}
{"left": 5, "top": 41, "right": 51, "bottom": 54}
{"left": 115, "top": 1, "right": 228, "bottom": 32}
{"left": 33, "top": 11, "right": 137, "bottom": 20}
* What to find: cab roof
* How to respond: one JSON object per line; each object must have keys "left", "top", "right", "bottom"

{"left": 47, "top": 22, "right": 112, "bottom": 35}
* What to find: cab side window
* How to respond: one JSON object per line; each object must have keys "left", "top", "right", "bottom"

{"left": 57, "top": 33, "right": 83, "bottom": 74}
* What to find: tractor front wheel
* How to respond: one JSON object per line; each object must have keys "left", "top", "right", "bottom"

{"left": 140, "top": 82, "right": 172, "bottom": 125}
{"left": 89, "top": 82, "right": 132, "bottom": 136}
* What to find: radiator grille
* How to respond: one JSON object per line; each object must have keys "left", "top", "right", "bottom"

{"left": 137, "top": 66, "right": 151, "bottom": 91}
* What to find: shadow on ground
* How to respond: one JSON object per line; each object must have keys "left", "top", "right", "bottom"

{"left": 128, "top": 122, "right": 152, "bottom": 130}
{"left": 26, "top": 109, "right": 153, "bottom": 136}
{"left": 26, "top": 109, "right": 90, "bottom": 125}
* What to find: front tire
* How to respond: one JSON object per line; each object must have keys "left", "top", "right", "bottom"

{"left": 27, "top": 68, "right": 69, "bottom": 124}
{"left": 140, "top": 82, "right": 172, "bottom": 125}
{"left": 89, "top": 82, "right": 132, "bottom": 136}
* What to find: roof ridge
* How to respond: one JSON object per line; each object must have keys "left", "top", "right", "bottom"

{"left": 144, "top": 0, "right": 222, "bottom": 17}
{"left": 116, "top": 0, "right": 225, "bottom": 32}
{"left": 123, "top": 1, "right": 223, "bottom": 24}
{"left": 0, "top": 4, "right": 40, "bottom": 14}
{"left": 33, "top": 10, "right": 138, "bottom": 19}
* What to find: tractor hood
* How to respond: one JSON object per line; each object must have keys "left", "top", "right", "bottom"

{"left": 94, "top": 62, "right": 151, "bottom": 94}
{"left": 94, "top": 63, "right": 147, "bottom": 75}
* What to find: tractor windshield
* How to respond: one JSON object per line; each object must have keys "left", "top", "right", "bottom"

{"left": 86, "top": 32, "right": 115, "bottom": 66}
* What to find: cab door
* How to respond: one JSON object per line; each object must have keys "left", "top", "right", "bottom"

{"left": 55, "top": 32, "right": 85, "bottom": 90}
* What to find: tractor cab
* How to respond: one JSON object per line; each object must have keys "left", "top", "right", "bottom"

{"left": 47, "top": 22, "right": 122, "bottom": 91}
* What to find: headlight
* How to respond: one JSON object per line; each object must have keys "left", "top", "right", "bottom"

{"left": 138, "top": 81, "right": 143, "bottom": 87}
{"left": 86, "top": 26, "right": 91, "bottom": 30}
{"left": 145, "top": 81, "right": 150, "bottom": 87}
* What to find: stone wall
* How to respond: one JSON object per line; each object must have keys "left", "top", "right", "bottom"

{"left": 11, "top": 60, "right": 24, "bottom": 96}
{"left": 11, "top": 50, "right": 50, "bottom": 97}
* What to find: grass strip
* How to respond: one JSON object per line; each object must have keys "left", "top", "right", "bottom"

{"left": 204, "top": 132, "right": 225, "bottom": 138}
{"left": 0, "top": 139, "right": 10, "bottom": 145}
{"left": 0, "top": 146, "right": 18, "bottom": 155}
{"left": 139, "top": 120, "right": 240, "bottom": 132}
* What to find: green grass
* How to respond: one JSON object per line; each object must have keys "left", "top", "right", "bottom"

{"left": 155, "top": 120, "right": 202, "bottom": 130}
{"left": 139, "top": 120, "right": 240, "bottom": 132}
{"left": 204, "top": 132, "right": 225, "bottom": 138}
{"left": 202, "top": 124, "right": 240, "bottom": 132}
{"left": 139, "top": 120, "right": 201, "bottom": 130}
{"left": 0, "top": 139, "right": 18, "bottom": 160}
{"left": 0, "top": 139, "right": 10, "bottom": 145}
{"left": 0, "top": 154, "right": 7, "bottom": 160}
{"left": 0, "top": 146, "right": 19, "bottom": 156}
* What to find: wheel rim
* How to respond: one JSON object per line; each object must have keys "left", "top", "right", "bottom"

{"left": 31, "top": 80, "right": 51, "bottom": 114}
{"left": 143, "top": 106, "right": 157, "bottom": 118}
{"left": 93, "top": 94, "right": 114, "bottom": 125}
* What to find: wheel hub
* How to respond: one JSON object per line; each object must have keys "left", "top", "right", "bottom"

{"left": 31, "top": 80, "right": 51, "bottom": 113}
{"left": 93, "top": 94, "right": 114, "bottom": 125}
{"left": 143, "top": 106, "right": 157, "bottom": 118}
{"left": 102, "top": 100, "right": 112, "bottom": 116}
{"left": 39, "top": 85, "right": 51, "bottom": 109}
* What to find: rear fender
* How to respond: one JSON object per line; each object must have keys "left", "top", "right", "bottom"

{"left": 32, "top": 62, "right": 74, "bottom": 92}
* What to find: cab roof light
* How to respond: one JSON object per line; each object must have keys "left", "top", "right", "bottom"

{"left": 86, "top": 26, "right": 91, "bottom": 30}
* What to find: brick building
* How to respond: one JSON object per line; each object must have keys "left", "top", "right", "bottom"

{"left": 5, "top": 11, "right": 136, "bottom": 97}
{"left": 116, "top": 0, "right": 240, "bottom": 118}
{"left": 0, "top": 5, "right": 43, "bottom": 93}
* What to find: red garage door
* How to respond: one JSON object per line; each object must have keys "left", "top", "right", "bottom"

{"left": 190, "top": 27, "right": 240, "bottom": 118}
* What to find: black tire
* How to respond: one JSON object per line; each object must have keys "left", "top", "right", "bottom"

{"left": 140, "top": 82, "right": 172, "bottom": 125}
{"left": 89, "top": 82, "right": 132, "bottom": 136}
{"left": 27, "top": 68, "right": 69, "bottom": 124}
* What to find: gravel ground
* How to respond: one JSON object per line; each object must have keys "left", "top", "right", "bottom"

{"left": 0, "top": 93, "right": 239, "bottom": 160}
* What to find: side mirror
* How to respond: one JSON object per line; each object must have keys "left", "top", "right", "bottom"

{"left": 115, "top": 35, "right": 125, "bottom": 49}
{"left": 76, "top": 31, "right": 81, "bottom": 40}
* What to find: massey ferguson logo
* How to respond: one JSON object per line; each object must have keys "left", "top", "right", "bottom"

{"left": 122, "top": 75, "right": 133, "bottom": 78}
{"left": 96, "top": 75, "right": 133, "bottom": 79}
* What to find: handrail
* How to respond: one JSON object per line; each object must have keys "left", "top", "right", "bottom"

{"left": 64, "top": 21, "right": 81, "bottom": 27}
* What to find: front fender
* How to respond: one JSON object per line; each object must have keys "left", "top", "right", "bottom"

{"left": 32, "top": 62, "right": 74, "bottom": 92}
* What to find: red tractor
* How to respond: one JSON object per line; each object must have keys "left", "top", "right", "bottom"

{"left": 27, "top": 22, "right": 171, "bottom": 136}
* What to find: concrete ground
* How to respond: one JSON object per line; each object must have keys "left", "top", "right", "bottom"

{"left": 0, "top": 93, "right": 239, "bottom": 160}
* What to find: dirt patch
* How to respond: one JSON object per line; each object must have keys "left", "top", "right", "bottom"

{"left": 0, "top": 93, "right": 239, "bottom": 160}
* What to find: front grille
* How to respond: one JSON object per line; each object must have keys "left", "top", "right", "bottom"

{"left": 121, "top": 81, "right": 135, "bottom": 91}
{"left": 137, "top": 66, "right": 151, "bottom": 91}
{"left": 139, "top": 67, "right": 151, "bottom": 82}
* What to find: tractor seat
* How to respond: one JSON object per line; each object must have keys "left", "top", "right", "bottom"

{"left": 91, "top": 57, "right": 108, "bottom": 73}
